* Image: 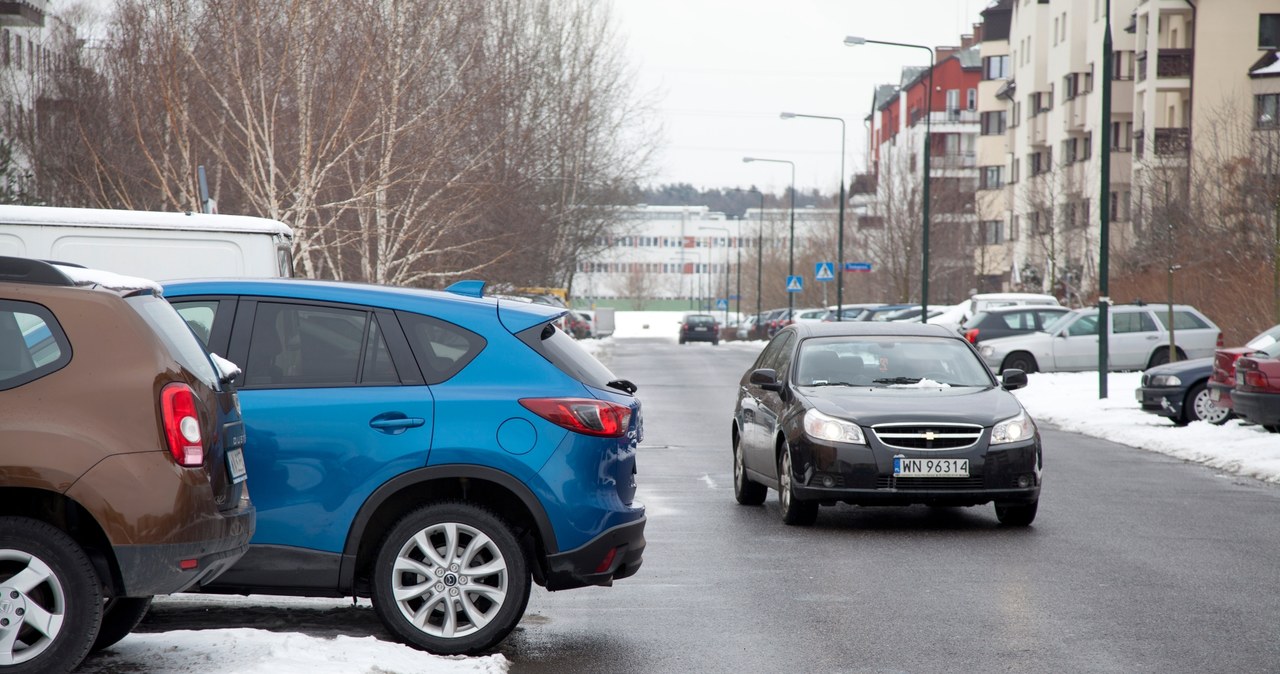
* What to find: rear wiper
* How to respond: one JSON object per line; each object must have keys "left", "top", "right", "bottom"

{"left": 872, "top": 376, "right": 922, "bottom": 385}
{"left": 607, "top": 379, "right": 638, "bottom": 394}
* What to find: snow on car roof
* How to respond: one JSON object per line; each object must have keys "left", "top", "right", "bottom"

{"left": 56, "top": 264, "right": 163, "bottom": 294}
{"left": 0, "top": 204, "right": 292, "bottom": 236}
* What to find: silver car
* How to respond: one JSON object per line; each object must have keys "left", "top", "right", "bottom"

{"left": 978, "top": 303, "right": 1220, "bottom": 374}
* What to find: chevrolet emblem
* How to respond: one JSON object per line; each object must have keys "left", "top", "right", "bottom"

{"left": 924, "top": 431, "right": 936, "bottom": 441}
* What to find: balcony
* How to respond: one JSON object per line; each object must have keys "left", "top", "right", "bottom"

{"left": 931, "top": 152, "right": 977, "bottom": 169}
{"left": 0, "top": 1, "right": 45, "bottom": 27}
{"left": 1156, "top": 49, "right": 1192, "bottom": 79}
{"left": 1154, "top": 127, "right": 1189, "bottom": 156}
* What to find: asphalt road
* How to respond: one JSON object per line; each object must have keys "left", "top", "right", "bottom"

{"left": 123, "top": 336, "right": 1280, "bottom": 673}
{"left": 501, "top": 337, "right": 1280, "bottom": 674}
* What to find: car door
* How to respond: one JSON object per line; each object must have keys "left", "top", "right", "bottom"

{"left": 1052, "top": 312, "right": 1101, "bottom": 370}
{"left": 753, "top": 332, "right": 796, "bottom": 479}
{"left": 741, "top": 331, "right": 793, "bottom": 474}
{"left": 1109, "top": 308, "right": 1161, "bottom": 369}
{"left": 221, "top": 299, "right": 435, "bottom": 558}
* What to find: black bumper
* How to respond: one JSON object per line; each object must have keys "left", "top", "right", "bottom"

{"left": 113, "top": 504, "right": 255, "bottom": 597}
{"left": 543, "top": 516, "right": 646, "bottom": 591}
{"left": 1231, "top": 390, "right": 1280, "bottom": 427}
{"left": 788, "top": 435, "right": 1042, "bottom": 507}
{"left": 1136, "top": 385, "right": 1185, "bottom": 420}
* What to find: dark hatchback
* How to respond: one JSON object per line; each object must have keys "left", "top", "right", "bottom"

{"left": 679, "top": 313, "right": 719, "bottom": 344}
{"left": 961, "top": 305, "right": 1072, "bottom": 344}
{"left": 731, "top": 321, "right": 1042, "bottom": 526}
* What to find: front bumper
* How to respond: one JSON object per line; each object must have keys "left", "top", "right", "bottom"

{"left": 1136, "top": 385, "right": 1184, "bottom": 421}
{"left": 1231, "top": 390, "right": 1280, "bottom": 427}
{"left": 788, "top": 433, "right": 1042, "bottom": 507}
{"left": 543, "top": 516, "right": 646, "bottom": 591}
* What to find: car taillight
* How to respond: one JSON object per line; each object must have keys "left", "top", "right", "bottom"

{"left": 1216, "top": 332, "right": 1224, "bottom": 348}
{"left": 1244, "top": 370, "right": 1270, "bottom": 388}
{"left": 161, "top": 383, "right": 205, "bottom": 466}
{"left": 520, "top": 398, "right": 632, "bottom": 438}
{"left": 964, "top": 328, "right": 979, "bottom": 343}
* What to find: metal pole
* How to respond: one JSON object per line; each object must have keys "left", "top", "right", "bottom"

{"left": 1098, "top": 0, "right": 1113, "bottom": 397}
{"left": 780, "top": 113, "right": 848, "bottom": 320}
{"left": 788, "top": 162, "right": 796, "bottom": 322}
{"left": 736, "top": 217, "right": 742, "bottom": 322}
{"left": 756, "top": 193, "right": 764, "bottom": 337}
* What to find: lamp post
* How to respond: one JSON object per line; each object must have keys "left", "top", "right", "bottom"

{"left": 782, "top": 112, "right": 848, "bottom": 321}
{"left": 743, "top": 156, "right": 797, "bottom": 322}
{"left": 700, "top": 225, "right": 732, "bottom": 326}
{"left": 731, "top": 188, "right": 766, "bottom": 338}
{"left": 845, "top": 36, "right": 935, "bottom": 323}
{"left": 1098, "top": 0, "right": 1113, "bottom": 397}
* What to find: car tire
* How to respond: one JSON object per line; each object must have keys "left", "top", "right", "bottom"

{"left": 1185, "top": 382, "right": 1232, "bottom": 426}
{"left": 1265, "top": 425, "right": 1280, "bottom": 434}
{"left": 679, "top": 338, "right": 686, "bottom": 345}
{"left": 733, "top": 430, "right": 766, "bottom": 506}
{"left": 0, "top": 517, "right": 103, "bottom": 673}
{"left": 777, "top": 443, "right": 818, "bottom": 526}
{"left": 1002, "top": 352, "right": 1037, "bottom": 374}
{"left": 994, "top": 500, "right": 1038, "bottom": 526}
{"left": 712, "top": 340, "right": 719, "bottom": 346}
{"left": 372, "top": 502, "right": 531, "bottom": 656}
{"left": 90, "top": 596, "right": 153, "bottom": 653}
{"left": 1147, "top": 347, "right": 1184, "bottom": 369}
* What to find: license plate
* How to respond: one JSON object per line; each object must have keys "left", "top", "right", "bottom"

{"left": 226, "top": 447, "right": 247, "bottom": 484}
{"left": 1210, "top": 388, "right": 1220, "bottom": 401}
{"left": 694, "top": 327, "right": 708, "bottom": 332}
{"left": 894, "top": 457, "right": 969, "bottom": 477}
{"left": 1135, "top": 389, "right": 1143, "bottom": 402}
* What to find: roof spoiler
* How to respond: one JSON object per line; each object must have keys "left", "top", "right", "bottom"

{"left": 444, "top": 280, "right": 486, "bottom": 298}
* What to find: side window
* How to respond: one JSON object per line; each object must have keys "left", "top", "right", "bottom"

{"left": 0, "top": 301, "right": 71, "bottom": 391}
{"left": 1065, "top": 315, "right": 1099, "bottom": 337}
{"left": 245, "top": 302, "right": 386, "bottom": 388}
{"left": 396, "top": 311, "right": 486, "bottom": 385}
{"left": 1155, "top": 310, "right": 1210, "bottom": 330}
{"left": 1112, "top": 311, "right": 1157, "bottom": 334}
{"left": 173, "top": 300, "right": 219, "bottom": 346}
{"left": 761, "top": 332, "right": 795, "bottom": 373}
{"left": 1035, "top": 310, "right": 1065, "bottom": 327}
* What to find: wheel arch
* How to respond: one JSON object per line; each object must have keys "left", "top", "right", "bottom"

{"left": 1147, "top": 345, "right": 1188, "bottom": 369}
{"left": 340, "top": 466, "right": 556, "bottom": 594}
{"left": 0, "top": 487, "right": 120, "bottom": 596}
{"left": 1002, "top": 350, "right": 1038, "bottom": 373}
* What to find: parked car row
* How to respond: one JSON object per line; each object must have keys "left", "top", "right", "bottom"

{"left": 2, "top": 256, "right": 647, "bottom": 669}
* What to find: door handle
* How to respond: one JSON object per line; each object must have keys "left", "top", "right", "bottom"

{"left": 370, "top": 413, "right": 426, "bottom": 435}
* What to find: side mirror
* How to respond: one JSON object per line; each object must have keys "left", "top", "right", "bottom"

{"left": 1001, "top": 368, "right": 1028, "bottom": 391}
{"left": 211, "top": 353, "right": 242, "bottom": 386}
{"left": 750, "top": 368, "right": 783, "bottom": 392}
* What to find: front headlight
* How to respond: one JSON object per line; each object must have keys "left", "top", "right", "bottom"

{"left": 991, "top": 410, "right": 1036, "bottom": 445}
{"left": 980, "top": 345, "right": 995, "bottom": 357}
{"left": 803, "top": 409, "right": 866, "bottom": 445}
{"left": 1148, "top": 374, "right": 1182, "bottom": 387}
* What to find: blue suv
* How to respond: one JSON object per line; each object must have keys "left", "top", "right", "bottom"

{"left": 163, "top": 278, "right": 645, "bottom": 654}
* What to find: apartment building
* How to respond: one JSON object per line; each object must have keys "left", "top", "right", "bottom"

{"left": 975, "top": 0, "right": 1014, "bottom": 291}
{"left": 866, "top": 37, "right": 983, "bottom": 303}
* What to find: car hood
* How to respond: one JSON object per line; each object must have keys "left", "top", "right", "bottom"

{"left": 1144, "top": 356, "right": 1212, "bottom": 378}
{"left": 800, "top": 385, "right": 1025, "bottom": 427}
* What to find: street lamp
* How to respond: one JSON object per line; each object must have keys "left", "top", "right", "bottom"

{"left": 845, "top": 35, "right": 935, "bottom": 323}
{"left": 700, "top": 225, "right": 732, "bottom": 326}
{"left": 731, "top": 187, "right": 765, "bottom": 337}
{"left": 781, "top": 111, "right": 848, "bottom": 320}
{"left": 743, "top": 156, "right": 797, "bottom": 322}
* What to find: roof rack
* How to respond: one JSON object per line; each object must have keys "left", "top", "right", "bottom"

{"left": 0, "top": 256, "right": 75, "bottom": 287}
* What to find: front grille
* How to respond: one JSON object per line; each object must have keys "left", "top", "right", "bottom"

{"left": 877, "top": 476, "right": 986, "bottom": 490}
{"left": 871, "top": 423, "right": 983, "bottom": 450}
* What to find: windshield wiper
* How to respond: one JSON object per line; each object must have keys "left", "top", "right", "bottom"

{"left": 872, "top": 376, "right": 922, "bottom": 385}
{"left": 607, "top": 379, "right": 638, "bottom": 394}
{"left": 806, "top": 381, "right": 856, "bottom": 387}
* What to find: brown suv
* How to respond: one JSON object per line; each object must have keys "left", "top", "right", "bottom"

{"left": 0, "top": 257, "right": 255, "bottom": 672}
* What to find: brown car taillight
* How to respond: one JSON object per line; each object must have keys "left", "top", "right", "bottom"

{"left": 161, "top": 383, "right": 205, "bottom": 466}
{"left": 520, "top": 398, "right": 632, "bottom": 438}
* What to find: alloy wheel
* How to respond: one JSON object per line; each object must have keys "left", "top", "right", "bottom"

{"left": 0, "top": 549, "right": 67, "bottom": 665}
{"left": 389, "top": 522, "right": 510, "bottom": 639}
{"left": 1191, "top": 386, "right": 1231, "bottom": 425}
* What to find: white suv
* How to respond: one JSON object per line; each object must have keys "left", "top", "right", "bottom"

{"left": 978, "top": 303, "right": 1221, "bottom": 374}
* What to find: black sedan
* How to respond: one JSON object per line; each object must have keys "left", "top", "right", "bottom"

{"left": 731, "top": 321, "right": 1042, "bottom": 526}
{"left": 1135, "top": 357, "right": 1233, "bottom": 426}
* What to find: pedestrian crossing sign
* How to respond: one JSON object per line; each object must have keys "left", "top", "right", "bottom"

{"left": 815, "top": 262, "right": 835, "bottom": 281}
{"left": 786, "top": 275, "right": 803, "bottom": 293}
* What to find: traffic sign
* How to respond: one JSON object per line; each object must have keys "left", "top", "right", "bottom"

{"left": 844, "top": 262, "right": 873, "bottom": 272}
{"left": 814, "top": 262, "right": 835, "bottom": 281}
{"left": 786, "top": 275, "right": 803, "bottom": 293}
{"left": 716, "top": 298, "right": 728, "bottom": 310}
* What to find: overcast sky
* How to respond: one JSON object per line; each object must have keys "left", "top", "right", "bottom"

{"left": 613, "top": 0, "right": 989, "bottom": 194}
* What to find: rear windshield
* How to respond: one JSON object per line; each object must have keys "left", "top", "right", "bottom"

{"left": 127, "top": 294, "right": 219, "bottom": 388}
{"left": 685, "top": 315, "right": 716, "bottom": 325}
{"left": 518, "top": 322, "right": 623, "bottom": 394}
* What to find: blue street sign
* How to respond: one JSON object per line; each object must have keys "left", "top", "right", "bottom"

{"left": 814, "top": 262, "right": 835, "bottom": 281}
{"left": 844, "top": 262, "right": 873, "bottom": 272}
{"left": 786, "top": 275, "right": 803, "bottom": 293}
{"left": 716, "top": 298, "right": 728, "bottom": 310}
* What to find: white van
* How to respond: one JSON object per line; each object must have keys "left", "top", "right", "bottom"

{"left": 0, "top": 205, "right": 294, "bottom": 280}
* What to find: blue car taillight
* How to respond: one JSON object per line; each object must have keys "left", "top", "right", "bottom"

{"left": 520, "top": 398, "right": 633, "bottom": 437}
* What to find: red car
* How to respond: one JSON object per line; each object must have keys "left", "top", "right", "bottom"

{"left": 1232, "top": 339, "right": 1280, "bottom": 432}
{"left": 1206, "top": 323, "right": 1280, "bottom": 412}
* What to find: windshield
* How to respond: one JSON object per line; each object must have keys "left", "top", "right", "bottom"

{"left": 685, "top": 315, "right": 716, "bottom": 325}
{"left": 1247, "top": 324, "right": 1280, "bottom": 351}
{"left": 1042, "top": 311, "right": 1078, "bottom": 334}
{"left": 794, "top": 335, "right": 995, "bottom": 388}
